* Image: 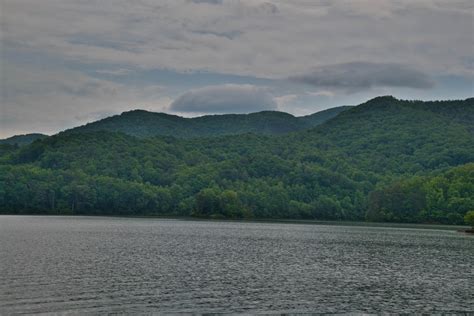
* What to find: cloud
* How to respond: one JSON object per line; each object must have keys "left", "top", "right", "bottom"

{"left": 0, "top": 63, "right": 172, "bottom": 138}
{"left": 255, "top": 2, "right": 279, "bottom": 14}
{"left": 95, "top": 68, "right": 134, "bottom": 76}
{"left": 273, "top": 94, "right": 298, "bottom": 110}
{"left": 74, "top": 110, "right": 119, "bottom": 122}
{"left": 2, "top": 0, "right": 472, "bottom": 78}
{"left": 170, "top": 84, "right": 277, "bottom": 113}
{"left": 188, "top": 0, "right": 223, "bottom": 4}
{"left": 1, "top": 0, "right": 473, "bottom": 137}
{"left": 190, "top": 29, "right": 243, "bottom": 40}
{"left": 307, "top": 90, "right": 336, "bottom": 97}
{"left": 289, "top": 62, "right": 435, "bottom": 92}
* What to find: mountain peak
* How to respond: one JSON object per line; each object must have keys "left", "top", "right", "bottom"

{"left": 365, "top": 95, "right": 398, "bottom": 104}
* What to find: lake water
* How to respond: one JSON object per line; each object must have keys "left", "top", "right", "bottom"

{"left": 0, "top": 216, "right": 472, "bottom": 314}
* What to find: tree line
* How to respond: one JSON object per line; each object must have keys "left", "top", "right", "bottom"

{"left": 0, "top": 97, "right": 473, "bottom": 224}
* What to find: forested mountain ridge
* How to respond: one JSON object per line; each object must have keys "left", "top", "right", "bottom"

{"left": 0, "top": 96, "right": 472, "bottom": 224}
{"left": 295, "top": 96, "right": 474, "bottom": 174}
{"left": 298, "top": 106, "right": 353, "bottom": 126}
{"left": 0, "top": 133, "right": 48, "bottom": 147}
{"left": 62, "top": 106, "right": 352, "bottom": 138}
{"left": 0, "top": 106, "right": 351, "bottom": 143}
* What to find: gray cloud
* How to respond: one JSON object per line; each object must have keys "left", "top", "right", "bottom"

{"left": 0, "top": 63, "right": 172, "bottom": 138}
{"left": 258, "top": 2, "right": 279, "bottom": 14}
{"left": 170, "top": 84, "right": 277, "bottom": 113}
{"left": 2, "top": 1, "right": 472, "bottom": 78}
{"left": 74, "top": 110, "right": 118, "bottom": 122}
{"left": 191, "top": 29, "right": 242, "bottom": 40}
{"left": 188, "top": 0, "right": 223, "bottom": 4}
{"left": 289, "top": 62, "right": 435, "bottom": 92}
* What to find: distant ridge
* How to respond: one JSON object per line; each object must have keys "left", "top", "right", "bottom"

{"left": 0, "top": 133, "right": 48, "bottom": 146}
{"left": 2, "top": 96, "right": 471, "bottom": 142}
{"left": 299, "top": 106, "right": 353, "bottom": 126}
{"left": 62, "top": 106, "right": 352, "bottom": 138}
{"left": 330, "top": 96, "right": 474, "bottom": 132}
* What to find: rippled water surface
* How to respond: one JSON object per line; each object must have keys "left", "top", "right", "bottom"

{"left": 0, "top": 216, "right": 473, "bottom": 314}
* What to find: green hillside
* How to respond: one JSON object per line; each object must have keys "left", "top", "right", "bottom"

{"left": 298, "top": 106, "right": 353, "bottom": 126}
{"left": 0, "top": 133, "right": 48, "bottom": 146}
{"left": 64, "top": 106, "right": 351, "bottom": 138}
{"left": 0, "top": 96, "right": 472, "bottom": 224}
{"left": 296, "top": 96, "right": 474, "bottom": 174}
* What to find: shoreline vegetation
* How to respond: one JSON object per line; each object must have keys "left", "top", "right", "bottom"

{"left": 1, "top": 214, "right": 472, "bottom": 232}
{"left": 1, "top": 97, "right": 473, "bottom": 226}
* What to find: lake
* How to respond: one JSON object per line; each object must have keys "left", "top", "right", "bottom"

{"left": 0, "top": 216, "right": 472, "bottom": 314}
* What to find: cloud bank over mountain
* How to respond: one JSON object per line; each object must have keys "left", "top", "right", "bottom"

{"left": 171, "top": 84, "right": 277, "bottom": 114}
{"left": 1, "top": 0, "right": 472, "bottom": 137}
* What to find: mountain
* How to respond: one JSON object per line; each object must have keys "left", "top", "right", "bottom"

{"left": 295, "top": 96, "right": 474, "bottom": 174}
{"left": 64, "top": 106, "right": 352, "bottom": 138}
{"left": 298, "top": 106, "right": 353, "bottom": 126}
{"left": 0, "top": 96, "right": 472, "bottom": 224}
{"left": 0, "top": 133, "right": 48, "bottom": 146}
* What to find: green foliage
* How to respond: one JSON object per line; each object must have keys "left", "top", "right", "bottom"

{"left": 367, "top": 164, "right": 474, "bottom": 224}
{"left": 0, "top": 133, "right": 48, "bottom": 146}
{"left": 0, "top": 97, "right": 473, "bottom": 224}
{"left": 465, "top": 211, "right": 474, "bottom": 227}
{"left": 298, "top": 106, "right": 353, "bottom": 126}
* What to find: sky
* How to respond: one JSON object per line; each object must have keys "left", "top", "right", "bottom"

{"left": 0, "top": 0, "right": 473, "bottom": 138}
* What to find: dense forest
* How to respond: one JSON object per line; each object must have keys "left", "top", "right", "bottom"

{"left": 1, "top": 96, "right": 473, "bottom": 224}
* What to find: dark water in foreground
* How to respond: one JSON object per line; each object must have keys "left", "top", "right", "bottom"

{"left": 0, "top": 216, "right": 472, "bottom": 314}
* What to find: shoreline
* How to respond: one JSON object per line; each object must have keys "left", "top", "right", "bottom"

{"left": 0, "top": 214, "right": 471, "bottom": 231}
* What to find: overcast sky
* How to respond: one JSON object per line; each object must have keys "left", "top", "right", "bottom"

{"left": 1, "top": 0, "right": 473, "bottom": 137}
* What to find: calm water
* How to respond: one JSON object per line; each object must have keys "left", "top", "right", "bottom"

{"left": 0, "top": 216, "right": 472, "bottom": 314}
